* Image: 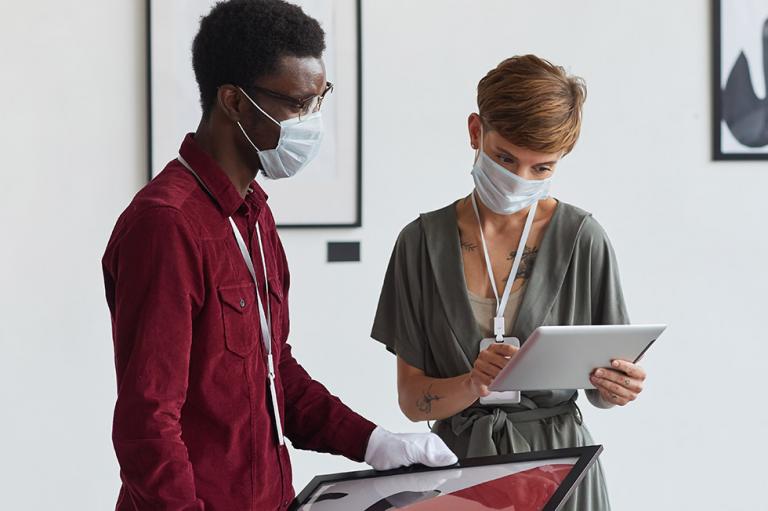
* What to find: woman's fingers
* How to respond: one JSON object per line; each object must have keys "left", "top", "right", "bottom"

{"left": 473, "top": 359, "right": 500, "bottom": 382}
{"left": 486, "top": 343, "right": 518, "bottom": 357}
{"left": 471, "top": 346, "right": 518, "bottom": 397}
{"left": 610, "top": 359, "right": 646, "bottom": 381}
{"left": 478, "top": 352, "right": 512, "bottom": 371}
{"left": 589, "top": 359, "right": 647, "bottom": 406}
{"left": 592, "top": 368, "right": 644, "bottom": 393}
{"left": 590, "top": 374, "right": 637, "bottom": 405}
{"left": 478, "top": 344, "right": 518, "bottom": 371}
{"left": 468, "top": 344, "right": 520, "bottom": 398}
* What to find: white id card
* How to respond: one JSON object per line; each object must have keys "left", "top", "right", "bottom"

{"left": 479, "top": 337, "right": 521, "bottom": 405}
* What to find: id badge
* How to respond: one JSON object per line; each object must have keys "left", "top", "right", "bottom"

{"left": 478, "top": 336, "right": 521, "bottom": 405}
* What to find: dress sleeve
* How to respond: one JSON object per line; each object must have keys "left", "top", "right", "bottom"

{"left": 581, "top": 216, "right": 630, "bottom": 409}
{"left": 370, "top": 220, "right": 428, "bottom": 370}
{"left": 583, "top": 216, "right": 630, "bottom": 326}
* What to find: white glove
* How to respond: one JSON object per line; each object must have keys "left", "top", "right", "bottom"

{"left": 364, "top": 426, "right": 458, "bottom": 471}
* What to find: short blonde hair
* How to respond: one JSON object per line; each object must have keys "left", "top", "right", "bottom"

{"left": 477, "top": 55, "right": 587, "bottom": 154}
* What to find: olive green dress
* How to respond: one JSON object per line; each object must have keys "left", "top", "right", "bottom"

{"left": 371, "top": 199, "right": 629, "bottom": 511}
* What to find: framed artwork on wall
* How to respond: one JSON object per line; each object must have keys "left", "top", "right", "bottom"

{"left": 290, "top": 445, "right": 603, "bottom": 511}
{"left": 713, "top": 0, "right": 768, "bottom": 160}
{"left": 147, "top": 0, "right": 363, "bottom": 227}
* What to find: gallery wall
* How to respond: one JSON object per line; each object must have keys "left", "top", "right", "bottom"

{"left": 1, "top": 1, "right": 766, "bottom": 509}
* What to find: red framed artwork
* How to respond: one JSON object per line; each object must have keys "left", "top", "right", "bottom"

{"left": 291, "top": 445, "right": 603, "bottom": 511}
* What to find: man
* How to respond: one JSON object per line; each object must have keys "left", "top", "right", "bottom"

{"left": 102, "top": 1, "right": 456, "bottom": 509}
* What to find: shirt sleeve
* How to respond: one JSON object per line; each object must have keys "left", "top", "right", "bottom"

{"left": 105, "top": 206, "right": 205, "bottom": 510}
{"left": 370, "top": 220, "right": 428, "bottom": 370}
{"left": 271, "top": 232, "right": 376, "bottom": 462}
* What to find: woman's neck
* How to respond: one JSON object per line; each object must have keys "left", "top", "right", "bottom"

{"left": 471, "top": 192, "right": 532, "bottom": 234}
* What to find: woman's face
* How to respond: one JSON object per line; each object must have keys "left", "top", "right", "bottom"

{"left": 468, "top": 113, "right": 562, "bottom": 181}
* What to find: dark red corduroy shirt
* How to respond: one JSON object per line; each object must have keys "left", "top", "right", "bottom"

{"left": 102, "top": 134, "right": 376, "bottom": 511}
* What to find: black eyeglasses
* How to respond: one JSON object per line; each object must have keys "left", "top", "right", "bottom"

{"left": 247, "top": 81, "right": 334, "bottom": 121}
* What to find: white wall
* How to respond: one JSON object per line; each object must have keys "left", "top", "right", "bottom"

{"left": 0, "top": 1, "right": 146, "bottom": 509}
{"left": 1, "top": 1, "right": 766, "bottom": 509}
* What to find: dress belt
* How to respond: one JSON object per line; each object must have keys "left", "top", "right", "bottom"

{"left": 438, "top": 400, "right": 583, "bottom": 458}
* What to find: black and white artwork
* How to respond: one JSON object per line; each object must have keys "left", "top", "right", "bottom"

{"left": 148, "top": 0, "right": 362, "bottom": 227}
{"left": 714, "top": 0, "right": 768, "bottom": 160}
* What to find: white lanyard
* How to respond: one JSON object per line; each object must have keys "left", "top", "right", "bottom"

{"left": 177, "top": 155, "right": 285, "bottom": 446}
{"left": 470, "top": 193, "right": 538, "bottom": 341}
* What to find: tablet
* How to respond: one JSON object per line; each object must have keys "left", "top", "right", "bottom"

{"left": 488, "top": 324, "right": 666, "bottom": 392}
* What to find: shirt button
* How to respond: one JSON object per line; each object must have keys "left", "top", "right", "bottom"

{"left": 239, "top": 298, "right": 246, "bottom": 308}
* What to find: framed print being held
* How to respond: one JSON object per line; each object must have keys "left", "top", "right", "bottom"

{"left": 291, "top": 445, "right": 603, "bottom": 511}
{"left": 147, "top": 0, "right": 363, "bottom": 227}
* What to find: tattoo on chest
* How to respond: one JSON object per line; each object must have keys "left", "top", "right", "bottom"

{"left": 505, "top": 245, "right": 539, "bottom": 281}
{"left": 461, "top": 241, "right": 478, "bottom": 252}
{"left": 416, "top": 384, "right": 442, "bottom": 414}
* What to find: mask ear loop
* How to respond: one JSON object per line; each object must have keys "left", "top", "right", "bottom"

{"left": 236, "top": 87, "right": 282, "bottom": 153}
{"left": 237, "top": 122, "right": 262, "bottom": 153}
{"left": 238, "top": 87, "right": 280, "bottom": 125}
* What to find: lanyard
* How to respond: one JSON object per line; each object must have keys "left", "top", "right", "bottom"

{"left": 177, "top": 155, "right": 285, "bottom": 446}
{"left": 471, "top": 192, "right": 538, "bottom": 341}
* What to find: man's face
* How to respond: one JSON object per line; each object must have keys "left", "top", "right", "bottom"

{"left": 238, "top": 55, "right": 327, "bottom": 152}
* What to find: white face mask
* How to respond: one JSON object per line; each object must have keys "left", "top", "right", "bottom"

{"left": 470, "top": 128, "right": 553, "bottom": 215}
{"left": 237, "top": 87, "right": 324, "bottom": 180}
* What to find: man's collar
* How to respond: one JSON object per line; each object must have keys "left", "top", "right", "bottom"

{"left": 178, "top": 133, "right": 267, "bottom": 217}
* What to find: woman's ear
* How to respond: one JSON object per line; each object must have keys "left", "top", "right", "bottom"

{"left": 467, "top": 113, "right": 483, "bottom": 150}
{"left": 217, "top": 85, "right": 245, "bottom": 123}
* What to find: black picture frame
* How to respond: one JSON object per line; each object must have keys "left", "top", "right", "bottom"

{"left": 712, "top": 0, "right": 768, "bottom": 160}
{"left": 290, "top": 445, "right": 603, "bottom": 511}
{"left": 146, "top": 0, "right": 364, "bottom": 228}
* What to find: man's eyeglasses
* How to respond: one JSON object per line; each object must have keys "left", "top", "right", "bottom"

{"left": 247, "top": 82, "right": 334, "bottom": 121}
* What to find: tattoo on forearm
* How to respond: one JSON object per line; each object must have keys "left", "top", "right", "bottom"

{"left": 416, "top": 384, "right": 442, "bottom": 414}
{"left": 461, "top": 241, "right": 478, "bottom": 252}
{"left": 504, "top": 245, "right": 539, "bottom": 281}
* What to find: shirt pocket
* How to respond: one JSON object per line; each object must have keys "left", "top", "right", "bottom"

{"left": 218, "top": 284, "right": 258, "bottom": 358}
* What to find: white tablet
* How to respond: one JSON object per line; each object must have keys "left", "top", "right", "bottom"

{"left": 488, "top": 324, "right": 666, "bottom": 392}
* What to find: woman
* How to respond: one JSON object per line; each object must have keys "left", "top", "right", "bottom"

{"left": 370, "top": 55, "right": 647, "bottom": 510}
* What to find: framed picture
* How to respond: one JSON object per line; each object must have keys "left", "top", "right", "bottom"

{"left": 290, "top": 445, "right": 603, "bottom": 511}
{"left": 147, "top": 0, "right": 362, "bottom": 227}
{"left": 713, "top": 0, "right": 768, "bottom": 160}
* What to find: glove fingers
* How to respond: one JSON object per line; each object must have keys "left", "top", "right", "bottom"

{"left": 415, "top": 434, "right": 458, "bottom": 467}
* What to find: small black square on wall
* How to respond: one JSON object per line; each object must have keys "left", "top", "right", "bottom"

{"left": 327, "top": 242, "right": 361, "bottom": 263}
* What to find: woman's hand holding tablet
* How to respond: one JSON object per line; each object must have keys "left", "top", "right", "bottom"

{"left": 469, "top": 343, "right": 520, "bottom": 398}
{"left": 590, "top": 359, "right": 647, "bottom": 406}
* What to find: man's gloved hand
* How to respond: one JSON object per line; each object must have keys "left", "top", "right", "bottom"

{"left": 364, "top": 426, "right": 458, "bottom": 471}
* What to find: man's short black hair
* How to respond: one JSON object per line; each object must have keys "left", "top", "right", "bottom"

{"left": 192, "top": 0, "right": 326, "bottom": 116}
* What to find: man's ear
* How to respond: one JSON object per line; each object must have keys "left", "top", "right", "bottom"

{"left": 217, "top": 85, "right": 245, "bottom": 122}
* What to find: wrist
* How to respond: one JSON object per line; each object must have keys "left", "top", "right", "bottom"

{"left": 364, "top": 426, "right": 388, "bottom": 465}
{"left": 463, "top": 373, "right": 479, "bottom": 398}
